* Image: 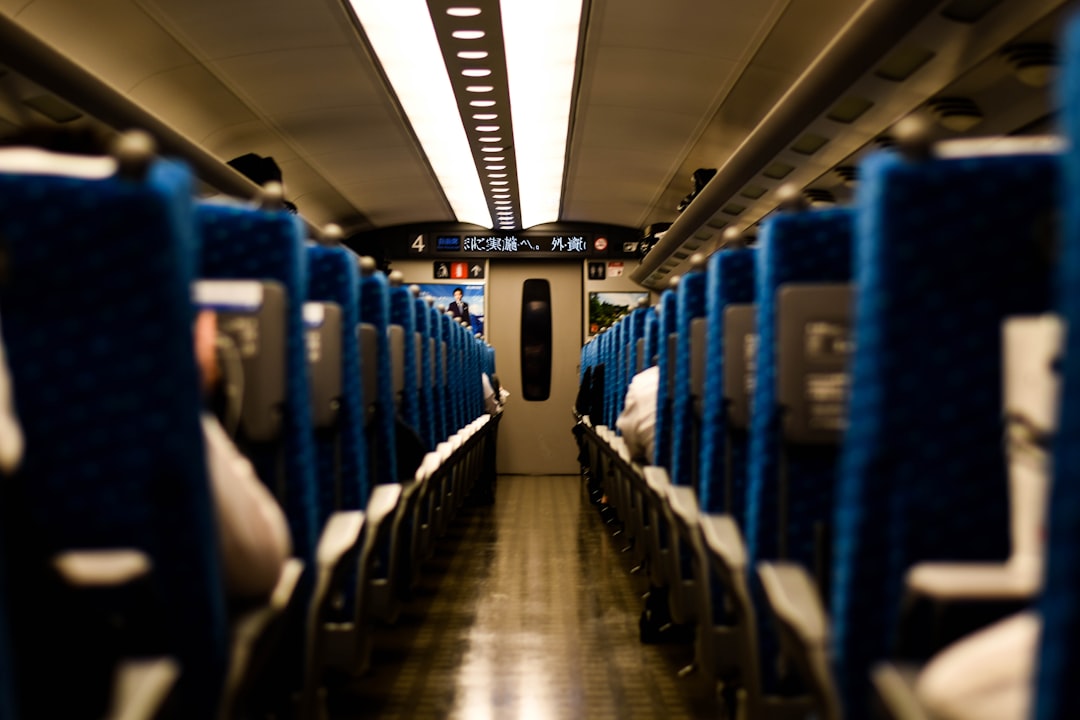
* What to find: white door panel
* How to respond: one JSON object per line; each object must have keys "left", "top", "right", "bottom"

{"left": 487, "top": 261, "right": 581, "bottom": 475}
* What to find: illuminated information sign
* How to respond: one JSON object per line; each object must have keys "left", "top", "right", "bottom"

{"left": 390, "top": 229, "right": 639, "bottom": 260}
{"left": 461, "top": 234, "right": 587, "bottom": 254}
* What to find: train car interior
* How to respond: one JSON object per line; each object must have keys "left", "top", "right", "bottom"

{"left": 1, "top": 0, "right": 1079, "bottom": 718}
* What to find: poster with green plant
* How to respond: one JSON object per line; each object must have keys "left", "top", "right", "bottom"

{"left": 589, "top": 291, "right": 648, "bottom": 336}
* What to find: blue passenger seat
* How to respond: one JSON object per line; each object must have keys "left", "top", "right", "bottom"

{"left": 358, "top": 260, "right": 399, "bottom": 486}
{"left": 699, "top": 247, "right": 757, "bottom": 517}
{"left": 832, "top": 143, "right": 1058, "bottom": 718}
{"left": 306, "top": 243, "right": 370, "bottom": 515}
{"left": 0, "top": 147, "right": 227, "bottom": 717}
{"left": 1034, "top": 16, "right": 1080, "bottom": 719}
{"left": 744, "top": 206, "right": 853, "bottom": 573}
{"left": 196, "top": 200, "right": 320, "bottom": 564}
{"left": 741, "top": 206, "right": 853, "bottom": 709}
{"left": 388, "top": 273, "right": 422, "bottom": 447}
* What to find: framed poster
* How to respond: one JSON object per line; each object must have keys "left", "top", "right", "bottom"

{"left": 415, "top": 282, "right": 486, "bottom": 336}
{"left": 588, "top": 291, "right": 648, "bottom": 336}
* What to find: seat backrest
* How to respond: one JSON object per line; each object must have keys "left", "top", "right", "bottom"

{"left": 643, "top": 307, "right": 658, "bottom": 371}
{"left": 600, "top": 330, "right": 612, "bottom": 424}
{"left": 427, "top": 302, "right": 449, "bottom": 442}
{"left": 389, "top": 279, "right": 421, "bottom": 439}
{"left": 358, "top": 264, "right": 399, "bottom": 486}
{"left": 414, "top": 293, "right": 437, "bottom": 448}
{"left": 306, "top": 244, "right": 369, "bottom": 512}
{"left": 0, "top": 153, "right": 227, "bottom": 715}
{"left": 0, "top": 509, "right": 16, "bottom": 720}
{"left": 652, "top": 287, "right": 679, "bottom": 468}
{"left": 832, "top": 145, "right": 1058, "bottom": 718}
{"left": 622, "top": 306, "right": 643, "bottom": 410}
{"left": 699, "top": 247, "right": 757, "bottom": 515}
{"left": 197, "top": 200, "right": 320, "bottom": 563}
{"left": 610, "top": 317, "right": 627, "bottom": 424}
{"left": 464, "top": 329, "right": 484, "bottom": 420}
{"left": 439, "top": 312, "right": 463, "bottom": 433}
{"left": 745, "top": 207, "right": 853, "bottom": 568}
{"left": 595, "top": 329, "right": 611, "bottom": 426}
{"left": 1035, "top": 18, "right": 1080, "bottom": 719}
{"left": 671, "top": 268, "right": 708, "bottom": 488}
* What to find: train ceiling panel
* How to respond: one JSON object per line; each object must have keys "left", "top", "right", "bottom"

{"left": 0, "top": 0, "right": 1069, "bottom": 278}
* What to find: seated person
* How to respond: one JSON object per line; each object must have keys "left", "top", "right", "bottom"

{"left": 482, "top": 372, "right": 507, "bottom": 415}
{"left": 916, "top": 612, "right": 1040, "bottom": 720}
{"left": 0, "top": 318, "right": 23, "bottom": 475}
{"left": 914, "top": 315, "right": 1061, "bottom": 720}
{"left": 195, "top": 309, "right": 292, "bottom": 601}
{"left": 616, "top": 365, "right": 659, "bottom": 463}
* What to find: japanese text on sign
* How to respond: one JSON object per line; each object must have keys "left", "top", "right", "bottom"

{"left": 461, "top": 235, "right": 587, "bottom": 253}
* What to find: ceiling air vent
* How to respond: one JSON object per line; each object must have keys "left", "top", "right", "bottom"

{"left": 874, "top": 135, "right": 897, "bottom": 150}
{"left": 1001, "top": 43, "right": 1057, "bottom": 88}
{"left": 835, "top": 165, "right": 858, "bottom": 188}
{"left": 804, "top": 189, "right": 836, "bottom": 207}
{"left": 940, "top": 0, "right": 1003, "bottom": 24}
{"left": 926, "top": 97, "right": 983, "bottom": 132}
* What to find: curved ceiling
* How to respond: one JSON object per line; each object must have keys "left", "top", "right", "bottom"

{"left": 0, "top": 0, "right": 1069, "bottom": 285}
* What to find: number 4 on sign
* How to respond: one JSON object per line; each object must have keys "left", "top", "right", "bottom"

{"left": 410, "top": 235, "right": 426, "bottom": 253}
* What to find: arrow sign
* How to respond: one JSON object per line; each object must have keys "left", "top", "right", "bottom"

{"left": 469, "top": 263, "right": 485, "bottom": 278}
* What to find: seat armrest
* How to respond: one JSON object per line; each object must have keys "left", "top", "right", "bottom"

{"left": 223, "top": 558, "right": 304, "bottom": 715}
{"left": 700, "top": 514, "right": 746, "bottom": 572}
{"left": 643, "top": 465, "right": 672, "bottom": 498}
{"left": 611, "top": 436, "right": 632, "bottom": 463}
{"left": 905, "top": 562, "right": 1040, "bottom": 602}
{"left": 367, "top": 483, "right": 404, "bottom": 528}
{"left": 104, "top": 657, "right": 181, "bottom": 720}
{"left": 316, "top": 511, "right": 366, "bottom": 568}
{"left": 871, "top": 661, "right": 930, "bottom": 720}
{"left": 416, "top": 451, "right": 442, "bottom": 481}
{"left": 758, "top": 561, "right": 840, "bottom": 720}
{"left": 666, "top": 485, "right": 699, "bottom": 528}
{"left": 267, "top": 557, "right": 305, "bottom": 612}
{"left": 52, "top": 549, "right": 151, "bottom": 587}
{"left": 757, "top": 562, "right": 828, "bottom": 644}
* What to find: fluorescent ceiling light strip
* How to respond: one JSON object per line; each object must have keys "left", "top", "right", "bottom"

{"left": 348, "top": 0, "right": 491, "bottom": 227}
{"left": 502, "top": 0, "right": 582, "bottom": 228}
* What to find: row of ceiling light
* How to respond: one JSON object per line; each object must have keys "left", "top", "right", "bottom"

{"left": 445, "top": 5, "right": 518, "bottom": 230}
{"left": 347, "top": 0, "right": 583, "bottom": 231}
